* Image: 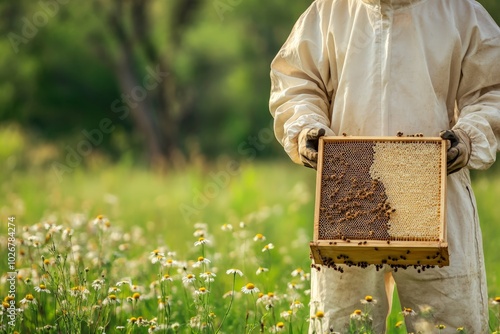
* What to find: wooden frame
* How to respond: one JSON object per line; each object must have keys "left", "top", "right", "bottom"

{"left": 309, "top": 136, "right": 448, "bottom": 268}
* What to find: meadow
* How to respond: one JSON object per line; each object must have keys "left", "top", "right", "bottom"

{"left": 1, "top": 148, "right": 500, "bottom": 333}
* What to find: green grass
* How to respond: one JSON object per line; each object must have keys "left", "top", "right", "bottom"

{"left": 0, "top": 158, "right": 499, "bottom": 333}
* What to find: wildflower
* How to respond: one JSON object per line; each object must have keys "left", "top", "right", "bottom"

{"left": 456, "top": 327, "right": 465, "bottom": 332}
{"left": 130, "top": 284, "right": 144, "bottom": 293}
{"left": 200, "top": 271, "right": 216, "bottom": 282}
{"left": 132, "top": 292, "right": 141, "bottom": 301}
{"left": 401, "top": 307, "right": 417, "bottom": 316}
{"left": 262, "top": 243, "right": 274, "bottom": 252}
{"left": 104, "top": 294, "right": 120, "bottom": 304}
{"left": 350, "top": 309, "right": 363, "bottom": 320}
{"left": 395, "top": 320, "right": 404, "bottom": 328}
{"left": 226, "top": 268, "right": 243, "bottom": 276}
{"left": 128, "top": 317, "right": 138, "bottom": 325}
{"left": 182, "top": 274, "right": 196, "bottom": 284}
{"left": 170, "top": 322, "right": 180, "bottom": 330}
{"left": 290, "top": 300, "right": 304, "bottom": 309}
{"left": 221, "top": 223, "right": 233, "bottom": 231}
{"left": 192, "top": 256, "right": 211, "bottom": 268}
{"left": 20, "top": 294, "right": 36, "bottom": 305}
{"left": 436, "top": 324, "right": 446, "bottom": 330}
{"left": 70, "top": 286, "right": 90, "bottom": 299}
{"left": 270, "top": 322, "right": 285, "bottom": 332}
{"left": 253, "top": 233, "right": 266, "bottom": 241}
{"left": 280, "top": 310, "right": 293, "bottom": 319}
{"left": 116, "top": 326, "right": 126, "bottom": 331}
{"left": 148, "top": 325, "right": 159, "bottom": 333}
{"left": 361, "top": 295, "right": 377, "bottom": 304}
{"left": 163, "top": 258, "right": 177, "bottom": 267}
{"left": 34, "top": 283, "right": 51, "bottom": 294}
{"left": 108, "top": 286, "right": 121, "bottom": 294}
{"left": 291, "top": 268, "right": 304, "bottom": 277}
{"left": 193, "top": 229, "right": 205, "bottom": 238}
{"left": 223, "top": 291, "right": 234, "bottom": 298}
{"left": 194, "top": 237, "right": 210, "bottom": 246}
{"left": 149, "top": 250, "right": 166, "bottom": 264}
{"left": 241, "top": 283, "right": 260, "bottom": 294}
{"left": 195, "top": 287, "right": 209, "bottom": 295}
{"left": 315, "top": 310, "right": 325, "bottom": 318}
{"left": 287, "top": 282, "right": 303, "bottom": 290}
{"left": 256, "top": 267, "right": 269, "bottom": 275}
{"left": 492, "top": 297, "right": 500, "bottom": 305}
{"left": 116, "top": 280, "right": 132, "bottom": 287}
{"left": 92, "top": 279, "right": 105, "bottom": 290}
{"left": 161, "top": 274, "right": 173, "bottom": 282}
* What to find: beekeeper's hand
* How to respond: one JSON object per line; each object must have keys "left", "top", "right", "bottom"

{"left": 439, "top": 129, "right": 471, "bottom": 174}
{"left": 298, "top": 128, "right": 328, "bottom": 169}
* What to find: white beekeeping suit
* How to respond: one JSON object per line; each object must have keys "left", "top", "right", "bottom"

{"left": 269, "top": 0, "right": 500, "bottom": 333}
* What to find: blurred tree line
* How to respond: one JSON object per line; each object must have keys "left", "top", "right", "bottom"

{"left": 0, "top": 0, "right": 499, "bottom": 166}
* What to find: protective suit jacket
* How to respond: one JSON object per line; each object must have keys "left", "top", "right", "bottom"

{"left": 270, "top": 0, "right": 500, "bottom": 332}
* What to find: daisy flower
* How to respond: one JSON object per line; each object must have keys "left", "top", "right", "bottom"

{"left": 226, "top": 268, "right": 243, "bottom": 276}
{"left": 241, "top": 283, "right": 260, "bottom": 294}
{"left": 361, "top": 295, "right": 377, "bottom": 304}
{"left": 182, "top": 274, "right": 196, "bottom": 284}
{"left": 20, "top": 294, "right": 37, "bottom": 305}
{"left": 194, "top": 287, "right": 209, "bottom": 295}
{"left": 262, "top": 243, "right": 274, "bottom": 252}
{"left": 401, "top": 307, "right": 417, "bottom": 316}
{"left": 291, "top": 268, "right": 305, "bottom": 277}
{"left": 149, "top": 249, "right": 166, "bottom": 264}
{"left": 492, "top": 296, "right": 500, "bottom": 305}
{"left": 108, "top": 286, "right": 121, "bottom": 294}
{"left": 253, "top": 233, "right": 266, "bottom": 242}
{"left": 221, "top": 223, "right": 233, "bottom": 231}
{"left": 290, "top": 300, "right": 304, "bottom": 309}
{"left": 70, "top": 286, "right": 90, "bottom": 299}
{"left": 194, "top": 237, "right": 210, "bottom": 246}
{"left": 200, "top": 271, "right": 216, "bottom": 282}
{"left": 34, "top": 284, "right": 51, "bottom": 293}
{"left": 92, "top": 279, "right": 105, "bottom": 291}
{"left": 256, "top": 267, "right": 269, "bottom": 275}
{"left": 104, "top": 294, "right": 120, "bottom": 305}
{"left": 192, "top": 256, "right": 211, "bottom": 268}
{"left": 161, "top": 274, "right": 173, "bottom": 282}
{"left": 350, "top": 309, "right": 363, "bottom": 320}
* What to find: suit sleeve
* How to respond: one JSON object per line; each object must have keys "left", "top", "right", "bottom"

{"left": 269, "top": 1, "right": 336, "bottom": 165}
{"left": 455, "top": 5, "right": 500, "bottom": 170}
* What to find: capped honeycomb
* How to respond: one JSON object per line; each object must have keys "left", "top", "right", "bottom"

{"left": 310, "top": 137, "right": 448, "bottom": 268}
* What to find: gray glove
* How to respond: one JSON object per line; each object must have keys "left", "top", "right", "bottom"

{"left": 439, "top": 129, "right": 471, "bottom": 175}
{"left": 298, "top": 128, "right": 327, "bottom": 169}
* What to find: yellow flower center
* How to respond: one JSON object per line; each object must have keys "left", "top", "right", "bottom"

{"left": 354, "top": 309, "right": 362, "bottom": 315}
{"left": 246, "top": 283, "right": 255, "bottom": 290}
{"left": 255, "top": 233, "right": 264, "bottom": 239}
{"left": 108, "top": 294, "right": 117, "bottom": 300}
{"left": 39, "top": 284, "right": 46, "bottom": 289}
{"left": 198, "top": 237, "right": 205, "bottom": 242}
{"left": 495, "top": 297, "right": 500, "bottom": 303}
{"left": 315, "top": 311, "right": 325, "bottom": 318}
{"left": 26, "top": 294, "right": 34, "bottom": 301}
{"left": 267, "top": 292, "right": 274, "bottom": 297}
{"left": 187, "top": 274, "right": 194, "bottom": 279}
{"left": 2, "top": 301, "right": 9, "bottom": 308}
{"left": 132, "top": 293, "right": 140, "bottom": 300}
{"left": 199, "top": 287, "right": 207, "bottom": 293}
{"left": 129, "top": 317, "right": 137, "bottom": 323}
{"left": 163, "top": 274, "right": 170, "bottom": 279}
{"left": 277, "top": 322, "right": 285, "bottom": 328}
{"left": 97, "top": 215, "right": 104, "bottom": 220}
{"left": 198, "top": 256, "right": 204, "bottom": 262}
{"left": 365, "top": 295, "right": 373, "bottom": 302}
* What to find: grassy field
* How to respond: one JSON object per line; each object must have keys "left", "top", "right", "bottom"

{"left": 0, "top": 156, "right": 499, "bottom": 333}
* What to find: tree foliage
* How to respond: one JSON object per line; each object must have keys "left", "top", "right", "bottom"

{"left": 0, "top": 0, "right": 499, "bottom": 164}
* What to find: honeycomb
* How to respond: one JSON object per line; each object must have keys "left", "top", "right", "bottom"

{"left": 317, "top": 138, "right": 444, "bottom": 242}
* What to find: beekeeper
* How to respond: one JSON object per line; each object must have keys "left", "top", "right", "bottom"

{"left": 269, "top": 0, "right": 500, "bottom": 332}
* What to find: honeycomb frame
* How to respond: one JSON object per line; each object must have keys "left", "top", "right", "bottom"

{"left": 309, "top": 136, "right": 449, "bottom": 268}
